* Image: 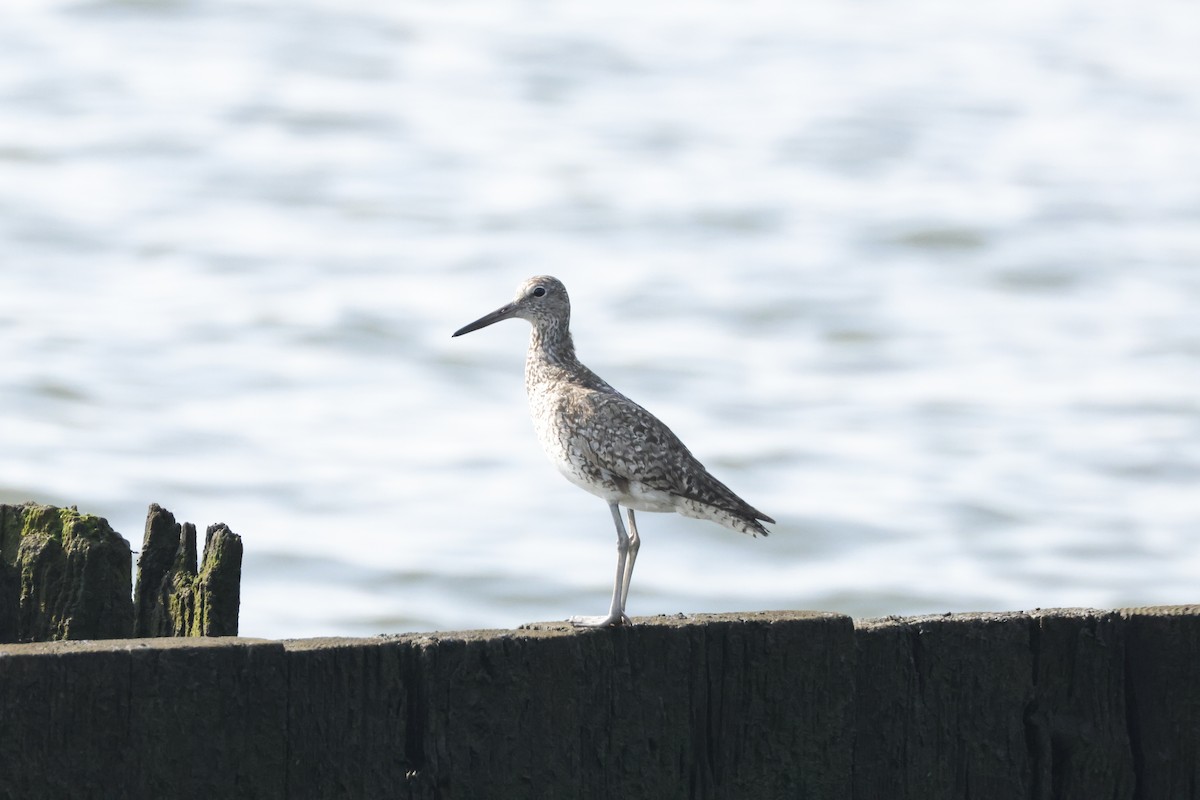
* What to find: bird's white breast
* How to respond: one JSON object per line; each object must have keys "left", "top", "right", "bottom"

{"left": 526, "top": 381, "right": 677, "bottom": 512}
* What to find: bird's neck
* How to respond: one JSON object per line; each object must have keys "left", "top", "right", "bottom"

{"left": 528, "top": 320, "right": 577, "bottom": 366}
{"left": 526, "top": 319, "right": 616, "bottom": 394}
{"left": 526, "top": 321, "right": 589, "bottom": 391}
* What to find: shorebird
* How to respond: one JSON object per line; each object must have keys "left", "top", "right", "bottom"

{"left": 452, "top": 275, "right": 773, "bottom": 627}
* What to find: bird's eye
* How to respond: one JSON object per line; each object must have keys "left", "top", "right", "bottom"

{"left": 532, "top": 286, "right": 546, "bottom": 297}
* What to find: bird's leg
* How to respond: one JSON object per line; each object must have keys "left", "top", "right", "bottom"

{"left": 618, "top": 508, "right": 641, "bottom": 614}
{"left": 569, "top": 502, "right": 631, "bottom": 628}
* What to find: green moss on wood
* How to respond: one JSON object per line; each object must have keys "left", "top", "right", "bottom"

{"left": 1, "top": 503, "right": 133, "bottom": 642}
{"left": 199, "top": 524, "right": 242, "bottom": 636}
{"left": 133, "top": 505, "right": 242, "bottom": 638}
{"left": 4, "top": 502, "right": 241, "bottom": 643}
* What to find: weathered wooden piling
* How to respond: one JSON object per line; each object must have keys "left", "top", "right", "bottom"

{"left": 1123, "top": 605, "right": 1200, "bottom": 798}
{"left": 133, "top": 503, "right": 243, "bottom": 637}
{"left": 0, "top": 503, "right": 133, "bottom": 642}
{"left": 0, "top": 606, "right": 1195, "bottom": 800}
{"left": 853, "top": 608, "right": 1138, "bottom": 799}
{"left": 0, "top": 502, "right": 242, "bottom": 644}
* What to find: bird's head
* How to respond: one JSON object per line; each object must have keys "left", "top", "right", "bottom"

{"left": 452, "top": 275, "right": 570, "bottom": 337}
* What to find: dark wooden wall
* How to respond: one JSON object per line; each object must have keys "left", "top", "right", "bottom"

{"left": 0, "top": 606, "right": 1195, "bottom": 800}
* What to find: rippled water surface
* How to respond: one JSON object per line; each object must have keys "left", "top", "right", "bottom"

{"left": 2, "top": 0, "right": 1198, "bottom": 637}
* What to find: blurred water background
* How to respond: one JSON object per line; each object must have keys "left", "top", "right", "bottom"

{"left": 1, "top": 0, "right": 1197, "bottom": 638}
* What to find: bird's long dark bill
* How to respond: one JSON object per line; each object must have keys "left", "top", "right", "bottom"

{"left": 452, "top": 303, "right": 518, "bottom": 337}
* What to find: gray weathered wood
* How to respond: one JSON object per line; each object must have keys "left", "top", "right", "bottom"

{"left": 285, "top": 611, "right": 855, "bottom": 800}
{"left": 0, "top": 607, "right": 1196, "bottom": 799}
{"left": 0, "top": 503, "right": 133, "bottom": 642}
{"left": 0, "top": 637, "right": 286, "bottom": 800}
{"left": 197, "top": 523, "right": 243, "bottom": 635}
{"left": 1026, "top": 608, "right": 1134, "bottom": 800}
{"left": 0, "top": 535, "right": 17, "bottom": 643}
{"left": 853, "top": 611, "right": 1035, "bottom": 798}
{"left": 132, "top": 503, "right": 182, "bottom": 637}
{"left": 1123, "top": 605, "right": 1200, "bottom": 799}
{"left": 133, "top": 503, "right": 243, "bottom": 637}
{"left": 1, "top": 502, "right": 242, "bottom": 643}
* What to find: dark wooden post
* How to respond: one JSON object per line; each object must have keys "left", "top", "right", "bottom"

{"left": 1, "top": 502, "right": 242, "bottom": 643}
{"left": 853, "top": 611, "right": 1036, "bottom": 798}
{"left": 1123, "top": 604, "right": 1200, "bottom": 798}
{"left": 0, "top": 514, "right": 18, "bottom": 642}
{"left": 1026, "top": 608, "right": 1134, "bottom": 799}
{"left": 0, "top": 608, "right": 1196, "bottom": 798}
{"left": 0, "top": 503, "right": 133, "bottom": 642}
{"left": 285, "top": 610, "right": 857, "bottom": 799}
{"left": 133, "top": 503, "right": 243, "bottom": 637}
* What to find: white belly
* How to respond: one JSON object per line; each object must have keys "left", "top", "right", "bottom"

{"left": 554, "top": 459, "right": 677, "bottom": 512}
{"left": 530, "top": 389, "right": 678, "bottom": 512}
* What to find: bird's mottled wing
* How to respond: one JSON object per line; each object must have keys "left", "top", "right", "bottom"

{"left": 563, "top": 387, "right": 764, "bottom": 519}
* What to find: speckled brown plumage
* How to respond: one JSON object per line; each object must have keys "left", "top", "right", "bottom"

{"left": 453, "top": 275, "right": 773, "bottom": 626}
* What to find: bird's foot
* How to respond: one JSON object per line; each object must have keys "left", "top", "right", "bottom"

{"left": 568, "top": 612, "right": 632, "bottom": 628}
